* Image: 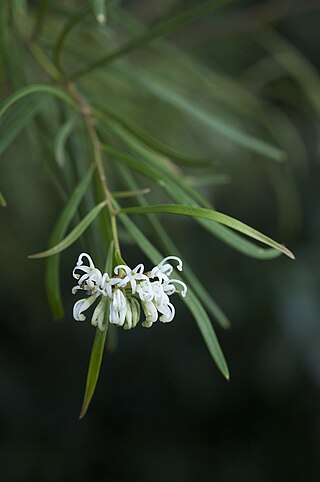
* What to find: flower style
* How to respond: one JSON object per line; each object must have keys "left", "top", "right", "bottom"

{"left": 71, "top": 252, "right": 187, "bottom": 331}
{"left": 150, "top": 256, "right": 183, "bottom": 282}
{"left": 113, "top": 263, "right": 149, "bottom": 294}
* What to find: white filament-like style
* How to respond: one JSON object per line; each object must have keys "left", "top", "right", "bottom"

{"left": 71, "top": 253, "right": 187, "bottom": 331}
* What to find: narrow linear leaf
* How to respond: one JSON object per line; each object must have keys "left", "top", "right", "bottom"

{"left": 79, "top": 241, "right": 114, "bottom": 419}
{"left": 53, "top": 7, "right": 90, "bottom": 73}
{"left": 121, "top": 69, "right": 285, "bottom": 162}
{"left": 0, "top": 84, "right": 78, "bottom": 120}
{"left": 118, "top": 204, "right": 295, "bottom": 259}
{"left": 115, "top": 163, "right": 230, "bottom": 329}
{"left": 29, "top": 200, "right": 106, "bottom": 259}
{"left": 72, "top": 0, "right": 233, "bottom": 79}
{"left": 93, "top": 0, "right": 106, "bottom": 24}
{"left": 115, "top": 203, "right": 229, "bottom": 379}
{"left": 0, "top": 191, "right": 7, "bottom": 207}
{"left": 79, "top": 326, "right": 107, "bottom": 419}
{"left": 0, "top": 96, "right": 45, "bottom": 156}
{"left": 101, "top": 109, "right": 216, "bottom": 167}
{"left": 45, "top": 166, "right": 95, "bottom": 318}
{"left": 112, "top": 188, "right": 150, "bottom": 198}
{"left": 185, "top": 291, "right": 229, "bottom": 379}
{"left": 102, "top": 139, "right": 280, "bottom": 259}
{"left": 54, "top": 117, "right": 75, "bottom": 167}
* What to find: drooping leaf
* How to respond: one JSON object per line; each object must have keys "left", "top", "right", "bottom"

{"left": 45, "top": 166, "right": 95, "bottom": 318}
{"left": 29, "top": 200, "right": 106, "bottom": 259}
{"left": 92, "top": 0, "right": 107, "bottom": 24}
{"left": 115, "top": 202, "right": 229, "bottom": 379}
{"left": 118, "top": 203, "right": 295, "bottom": 259}
{"left": 79, "top": 241, "right": 114, "bottom": 419}
{"left": 0, "top": 96, "right": 45, "bottom": 156}
{"left": 0, "top": 84, "right": 78, "bottom": 121}
{"left": 101, "top": 136, "right": 280, "bottom": 259}
{"left": 53, "top": 117, "right": 76, "bottom": 167}
{"left": 116, "top": 66, "right": 286, "bottom": 162}
{"left": 115, "top": 162, "right": 230, "bottom": 329}
{"left": 72, "top": 0, "right": 233, "bottom": 79}
{"left": 100, "top": 109, "right": 217, "bottom": 167}
{"left": 0, "top": 191, "right": 7, "bottom": 207}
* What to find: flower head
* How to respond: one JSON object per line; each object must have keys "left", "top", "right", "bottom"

{"left": 71, "top": 252, "right": 187, "bottom": 331}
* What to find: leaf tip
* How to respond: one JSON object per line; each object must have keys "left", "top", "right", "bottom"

{"left": 283, "top": 246, "right": 295, "bottom": 260}
{"left": 79, "top": 405, "right": 88, "bottom": 420}
{"left": 28, "top": 253, "right": 39, "bottom": 259}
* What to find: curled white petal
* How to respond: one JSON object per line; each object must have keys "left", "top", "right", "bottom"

{"left": 159, "top": 302, "right": 175, "bottom": 323}
{"left": 91, "top": 298, "right": 107, "bottom": 331}
{"left": 158, "top": 256, "right": 183, "bottom": 271}
{"left": 109, "top": 289, "right": 127, "bottom": 326}
{"left": 99, "top": 273, "right": 120, "bottom": 297}
{"left": 124, "top": 297, "right": 141, "bottom": 330}
{"left": 150, "top": 265, "right": 171, "bottom": 282}
{"left": 164, "top": 279, "right": 187, "bottom": 297}
{"left": 142, "top": 300, "right": 158, "bottom": 326}
{"left": 77, "top": 253, "right": 95, "bottom": 269}
{"left": 72, "top": 285, "right": 83, "bottom": 295}
{"left": 114, "top": 264, "right": 149, "bottom": 294}
{"left": 73, "top": 293, "right": 100, "bottom": 321}
{"left": 131, "top": 297, "right": 140, "bottom": 328}
{"left": 137, "top": 280, "right": 154, "bottom": 302}
{"left": 150, "top": 256, "right": 183, "bottom": 282}
{"left": 124, "top": 298, "right": 133, "bottom": 330}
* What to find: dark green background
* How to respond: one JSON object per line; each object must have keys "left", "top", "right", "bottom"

{"left": 1, "top": 1, "right": 320, "bottom": 481}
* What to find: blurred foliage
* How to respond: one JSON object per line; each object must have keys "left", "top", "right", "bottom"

{"left": 1, "top": 0, "right": 320, "bottom": 481}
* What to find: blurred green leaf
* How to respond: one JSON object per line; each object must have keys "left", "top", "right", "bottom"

{"left": 0, "top": 96, "right": 45, "bottom": 156}
{"left": 0, "top": 84, "right": 78, "bottom": 120}
{"left": 92, "top": 0, "right": 107, "bottom": 24}
{"left": 115, "top": 203, "right": 229, "bottom": 379}
{"left": 45, "top": 166, "right": 95, "bottom": 319}
{"left": 102, "top": 109, "right": 216, "bottom": 167}
{"left": 260, "top": 31, "right": 320, "bottom": 117}
{"left": 29, "top": 200, "right": 106, "bottom": 259}
{"left": 53, "top": 7, "right": 90, "bottom": 73}
{"left": 118, "top": 204, "right": 295, "bottom": 259}
{"left": 102, "top": 137, "right": 280, "bottom": 259}
{"left": 115, "top": 163, "right": 230, "bottom": 329}
{"left": 112, "top": 188, "right": 150, "bottom": 198}
{"left": 0, "top": 191, "right": 7, "bottom": 207}
{"left": 72, "top": 0, "right": 233, "bottom": 79}
{"left": 54, "top": 117, "right": 76, "bottom": 167}
{"left": 79, "top": 241, "right": 114, "bottom": 419}
{"left": 118, "top": 67, "right": 286, "bottom": 162}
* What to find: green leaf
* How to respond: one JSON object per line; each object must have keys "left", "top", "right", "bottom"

{"left": 0, "top": 84, "right": 78, "bottom": 121}
{"left": 45, "top": 166, "right": 95, "bottom": 319}
{"left": 53, "top": 117, "right": 75, "bottom": 167}
{"left": 112, "top": 188, "right": 150, "bottom": 198}
{"left": 185, "top": 290, "right": 229, "bottom": 379}
{"left": 118, "top": 68, "right": 285, "bottom": 162}
{"left": 53, "top": 7, "right": 90, "bottom": 73}
{"left": 29, "top": 200, "right": 106, "bottom": 259}
{"left": 0, "top": 96, "right": 45, "bottom": 156}
{"left": 0, "top": 190, "right": 7, "bottom": 207}
{"left": 92, "top": 0, "right": 106, "bottom": 24}
{"left": 115, "top": 162, "right": 230, "bottom": 329}
{"left": 101, "top": 138, "right": 280, "bottom": 259}
{"left": 79, "top": 241, "right": 114, "bottom": 419}
{"left": 115, "top": 203, "right": 229, "bottom": 379}
{"left": 72, "top": 0, "right": 233, "bottom": 79}
{"left": 101, "top": 109, "right": 216, "bottom": 167}
{"left": 118, "top": 204, "right": 295, "bottom": 259}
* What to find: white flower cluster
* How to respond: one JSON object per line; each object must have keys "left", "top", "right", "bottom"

{"left": 72, "top": 253, "right": 187, "bottom": 331}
